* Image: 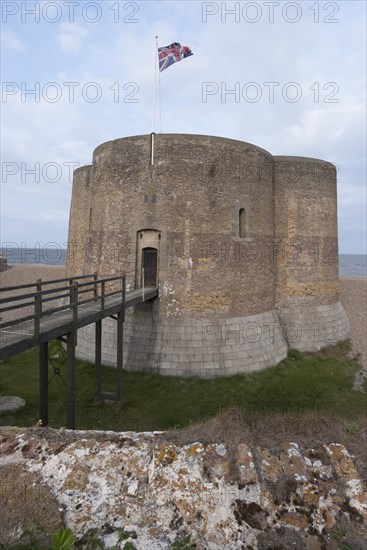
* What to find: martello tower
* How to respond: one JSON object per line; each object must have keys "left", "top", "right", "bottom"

{"left": 67, "top": 134, "right": 350, "bottom": 377}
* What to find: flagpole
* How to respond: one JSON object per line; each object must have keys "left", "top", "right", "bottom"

{"left": 159, "top": 60, "right": 162, "bottom": 133}
{"left": 152, "top": 35, "right": 158, "bottom": 133}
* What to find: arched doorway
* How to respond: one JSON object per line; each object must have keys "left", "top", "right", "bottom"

{"left": 142, "top": 247, "right": 158, "bottom": 286}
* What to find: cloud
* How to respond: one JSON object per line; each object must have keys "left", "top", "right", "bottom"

{"left": 1, "top": 0, "right": 366, "bottom": 251}
{"left": 1, "top": 29, "right": 26, "bottom": 51}
{"left": 57, "top": 23, "right": 89, "bottom": 54}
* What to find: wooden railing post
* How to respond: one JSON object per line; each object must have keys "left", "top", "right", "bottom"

{"left": 72, "top": 282, "right": 78, "bottom": 323}
{"left": 95, "top": 319, "right": 102, "bottom": 399}
{"left": 69, "top": 278, "right": 74, "bottom": 306}
{"left": 65, "top": 281, "right": 78, "bottom": 429}
{"left": 66, "top": 330, "right": 76, "bottom": 429}
{"left": 101, "top": 281, "right": 105, "bottom": 314}
{"left": 71, "top": 282, "right": 78, "bottom": 346}
{"left": 93, "top": 272, "right": 98, "bottom": 300}
{"left": 122, "top": 274, "right": 126, "bottom": 315}
{"left": 39, "top": 341, "right": 49, "bottom": 426}
{"left": 116, "top": 274, "right": 125, "bottom": 402}
{"left": 34, "top": 279, "right": 42, "bottom": 344}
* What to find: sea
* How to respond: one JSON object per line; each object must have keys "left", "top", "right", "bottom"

{"left": 339, "top": 254, "right": 367, "bottom": 277}
{"left": 0, "top": 248, "right": 366, "bottom": 277}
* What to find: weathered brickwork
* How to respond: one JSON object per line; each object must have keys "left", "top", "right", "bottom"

{"left": 67, "top": 134, "right": 349, "bottom": 376}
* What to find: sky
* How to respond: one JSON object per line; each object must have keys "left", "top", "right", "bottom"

{"left": 1, "top": 0, "right": 366, "bottom": 254}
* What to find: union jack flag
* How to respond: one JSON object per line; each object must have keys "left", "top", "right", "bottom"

{"left": 158, "top": 42, "right": 193, "bottom": 73}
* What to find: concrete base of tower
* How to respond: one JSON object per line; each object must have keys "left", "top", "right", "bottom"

{"left": 277, "top": 300, "right": 350, "bottom": 352}
{"left": 75, "top": 305, "right": 289, "bottom": 377}
{"left": 74, "top": 299, "right": 350, "bottom": 376}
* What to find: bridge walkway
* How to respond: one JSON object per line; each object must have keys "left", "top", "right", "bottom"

{"left": 0, "top": 273, "right": 158, "bottom": 428}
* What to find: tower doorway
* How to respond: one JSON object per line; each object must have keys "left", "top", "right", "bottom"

{"left": 142, "top": 247, "right": 158, "bottom": 286}
{"left": 136, "top": 229, "right": 161, "bottom": 288}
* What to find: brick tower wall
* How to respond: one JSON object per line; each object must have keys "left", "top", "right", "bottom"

{"left": 66, "top": 135, "right": 349, "bottom": 376}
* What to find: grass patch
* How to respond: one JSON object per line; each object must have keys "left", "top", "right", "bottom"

{"left": 0, "top": 340, "right": 365, "bottom": 433}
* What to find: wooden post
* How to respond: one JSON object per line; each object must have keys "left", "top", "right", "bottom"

{"left": 69, "top": 278, "right": 74, "bottom": 301}
{"left": 116, "top": 275, "right": 125, "bottom": 401}
{"left": 72, "top": 282, "right": 78, "bottom": 346}
{"left": 34, "top": 279, "right": 42, "bottom": 345}
{"left": 101, "top": 281, "right": 105, "bottom": 314}
{"left": 66, "top": 330, "right": 76, "bottom": 429}
{"left": 116, "top": 311, "right": 123, "bottom": 401}
{"left": 39, "top": 341, "right": 48, "bottom": 426}
{"left": 65, "top": 281, "right": 79, "bottom": 428}
{"left": 95, "top": 320, "right": 102, "bottom": 399}
{"left": 93, "top": 272, "right": 98, "bottom": 300}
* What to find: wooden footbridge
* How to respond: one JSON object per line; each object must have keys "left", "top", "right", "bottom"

{"left": 0, "top": 273, "right": 158, "bottom": 429}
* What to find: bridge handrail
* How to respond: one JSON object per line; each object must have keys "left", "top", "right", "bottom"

{"left": 0, "top": 274, "right": 124, "bottom": 304}
{"left": 0, "top": 286, "right": 72, "bottom": 306}
{"left": 0, "top": 273, "right": 97, "bottom": 293}
{"left": 0, "top": 273, "right": 126, "bottom": 338}
{"left": 0, "top": 315, "right": 37, "bottom": 332}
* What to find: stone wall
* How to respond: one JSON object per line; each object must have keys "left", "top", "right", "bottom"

{"left": 76, "top": 308, "right": 287, "bottom": 377}
{"left": 273, "top": 157, "right": 349, "bottom": 350}
{"left": 66, "top": 134, "right": 349, "bottom": 376}
{"left": 1, "top": 427, "right": 366, "bottom": 549}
